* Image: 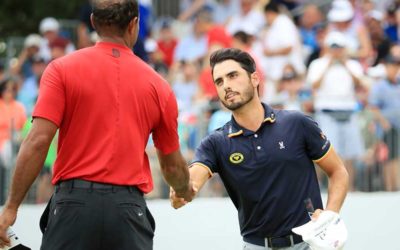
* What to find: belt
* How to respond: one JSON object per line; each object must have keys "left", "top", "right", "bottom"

{"left": 320, "top": 109, "right": 353, "bottom": 113}
{"left": 56, "top": 179, "right": 142, "bottom": 194}
{"left": 244, "top": 233, "right": 303, "bottom": 248}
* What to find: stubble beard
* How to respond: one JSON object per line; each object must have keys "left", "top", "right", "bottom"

{"left": 221, "top": 86, "right": 254, "bottom": 111}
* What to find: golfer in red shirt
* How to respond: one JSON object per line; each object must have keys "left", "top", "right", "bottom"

{"left": 0, "top": 1, "right": 194, "bottom": 249}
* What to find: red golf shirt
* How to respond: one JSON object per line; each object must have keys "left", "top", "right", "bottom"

{"left": 33, "top": 42, "right": 180, "bottom": 193}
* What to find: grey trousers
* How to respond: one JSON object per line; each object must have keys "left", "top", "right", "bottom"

{"left": 243, "top": 241, "right": 311, "bottom": 250}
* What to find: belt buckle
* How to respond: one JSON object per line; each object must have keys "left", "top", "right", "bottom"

{"left": 267, "top": 237, "right": 273, "bottom": 248}
{"left": 266, "top": 234, "right": 294, "bottom": 248}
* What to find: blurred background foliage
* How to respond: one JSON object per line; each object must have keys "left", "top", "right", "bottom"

{"left": 0, "top": 0, "right": 84, "bottom": 37}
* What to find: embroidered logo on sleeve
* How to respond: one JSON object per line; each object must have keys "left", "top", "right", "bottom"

{"left": 320, "top": 132, "right": 326, "bottom": 140}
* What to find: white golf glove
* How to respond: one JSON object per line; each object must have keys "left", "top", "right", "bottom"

{"left": 292, "top": 210, "right": 348, "bottom": 250}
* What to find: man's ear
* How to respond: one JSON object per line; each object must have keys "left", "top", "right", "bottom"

{"left": 128, "top": 17, "right": 139, "bottom": 34}
{"left": 251, "top": 71, "right": 260, "bottom": 88}
{"left": 90, "top": 13, "right": 96, "bottom": 31}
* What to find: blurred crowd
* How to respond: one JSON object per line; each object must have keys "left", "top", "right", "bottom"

{"left": 1, "top": 0, "right": 400, "bottom": 203}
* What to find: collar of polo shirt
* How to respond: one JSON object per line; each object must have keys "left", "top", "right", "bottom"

{"left": 228, "top": 103, "right": 276, "bottom": 138}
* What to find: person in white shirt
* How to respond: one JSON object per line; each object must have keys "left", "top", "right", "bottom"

{"left": 327, "top": 0, "right": 372, "bottom": 61}
{"left": 39, "top": 17, "right": 75, "bottom": 63}
{"left": 260, "top": 1, "right": 305, "bottom": 102}
{"left": 306, "top": 31, "right": 365, "bottom": 191}
{"left": 174, "top": 14, "right": 208, "bottom": 63}
{"left": 226, "top": 0, "right": 265, "bottom": 36}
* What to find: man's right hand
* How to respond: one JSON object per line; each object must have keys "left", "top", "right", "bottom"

{"left": 170, "top": 182, "right": 198, "bottom": 209}
{"left": 174, "top": 181, "right": 197, "bottom": 202}
{"left": 0, "top": 207, "right": 17, "bottom": 248}
{"left": 170, "top": 188, "right": 187, "bottom": 209}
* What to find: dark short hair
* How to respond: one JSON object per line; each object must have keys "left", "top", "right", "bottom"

{"left": 91, "top": 0, "right": 139, "bottom": 35}
{"left": 233, "top": 31, "right": 251, "bottom": 44}
{"left": 264, "top": 1, "right": 280, "bottom": 13}
{"left": 0, "top": 77, "right": 18, "bottom": 98}
{"left": 0, "top": 78, "right": 7, "bottom": 95}
{"left": 195, "top": 7, "right": 214, "bottom": 23}
{"left": 210, "top": 48, "right": 256, "bottom": 77}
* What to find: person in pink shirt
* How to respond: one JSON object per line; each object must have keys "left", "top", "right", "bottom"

{"left": 0, "top": 78, "right": 27, "bottom": 167}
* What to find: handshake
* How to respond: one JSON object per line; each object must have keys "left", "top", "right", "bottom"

{"left": 169, "top": 181, "right": 198, "bottom": 209}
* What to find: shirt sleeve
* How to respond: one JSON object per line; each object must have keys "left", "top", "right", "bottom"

{"left": 278, "top": 23, "right": 298, "bottom": 48}
{"left": 152, "top": 92, "right": 180, "bottom": 155}
{"left": 32, "top": 61, "right": 65, "bottom": 127}
{"left": 191, "top": 134, "right": 219, "bottom": 173}
{"left": 301, "top": 114, "right": 331, "bottom": 161}
{"left": 346, "top": 60, "right": 364, "bottom": 78}
{"left": 305, "top": 59, "right": 323, "bottom": 88}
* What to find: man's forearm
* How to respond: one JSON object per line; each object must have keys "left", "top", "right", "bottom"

{"left": 326, "top": 168, "right": 349, "bottom": 212}
{"left": 161, "top": 159, "right": 190, "bottom": 193}
{"left": 5, "top": 136, "right": 50, "bottom": 210}
{"left": 264, "top": 46, "right": 292, "bottom": 56}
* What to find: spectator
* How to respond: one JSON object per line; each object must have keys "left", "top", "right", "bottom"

{"left": 383, "top": 4, "right": 400, "bottom": 43}
{"left": 76, "top": 0, "right": 95, "bottom": 49}
{"left": 39, "top": 17, "right": 75, "bottom": 62}
{"left": 275, "top": 0, "right": 298, "bottom": 12}
{"left": 10, "top": 34, "right": 42, "bottom": 79}
{"left": 207, "top": 103, "right": 231, "bottom": 133}
{"left": 156, "top": 19, "right": 178, "bottom": 68}
{"left": 262, "top": 1, "right": 305, "bottom": 76}
{"left": 306, "top": 31, "right": 365, "bottom": 191}
{"left": 17, "top": 56, "right": 46, "bottom": 117}
{"left": 0, "top": 78, "right": 27, "bottom": 169}
{"left": 173, "top": 12, "right": 208, "bottom": 62}
{"left": 356, "top": 86, "right": 382, "bottom": 191}
{"left": 368, "top": 54, "right": 400, "bottom": 191}
{"left": 198, "top": 44, "right": 223, "bottom": 101}
{"left": 226, "top": 0, "right": 265, "bottom": 35}
{"left": 261, "top": 1, "right": 305, "bottom": 91}
{"left": 177, "top": 0, "right": 238, "bottom": 24}
{"left": 272, "top": 64, "right": 307, "bottom": 112}
{"left": 144, "top": 39, "right": 169, "bottom": 78}
{"left": 305, "top": 22, "right": 329, "bottom": 67}
{"left": 178, "top": 0, "right": 213, "bottom": 22}
{"left": 171, "top": 60, "right": 201, "bottom": 114}
{"left": 365, "top": 10, "right": 391, "bottom": 66}
{"left": 49, "top": 37, "right": 69, "bottom": 60}
{"left": 327, "top": 0, "right": 372, "bottom": 62}
{"left": 213, "top": 0, "right": 240, "bottom": 25}
{"left": 131, "top": 0, "right": 153, "bottom": 62}
{"left": 195, "top": 7, "right": 232, "bottom": 49}
{"left": 349, "top": 0, "right": 374, "bottom": 24}
{"left": 299, "top": 4, "right": 324, "bottom": 57}
{"left": 138, "top": 0, "right": 153, "bottom": 40}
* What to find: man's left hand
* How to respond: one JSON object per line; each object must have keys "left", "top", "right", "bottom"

{"left": 311, "top": 209, "right": 323, "bottom": 221}
{"left": 0, "top": 207, "right": 17, "bottom": 248}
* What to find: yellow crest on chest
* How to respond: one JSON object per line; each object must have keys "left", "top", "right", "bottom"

{"left": 229, "top": 152, "right": 244, "bottom": 164}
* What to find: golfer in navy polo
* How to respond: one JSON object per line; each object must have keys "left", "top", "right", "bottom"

{"left": 170, "top": 48, "right": 349, "bottom": 250}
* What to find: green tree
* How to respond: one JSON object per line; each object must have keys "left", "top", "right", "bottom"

{"left": 0, "top": 0, "right": 85, "bottom": 37}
